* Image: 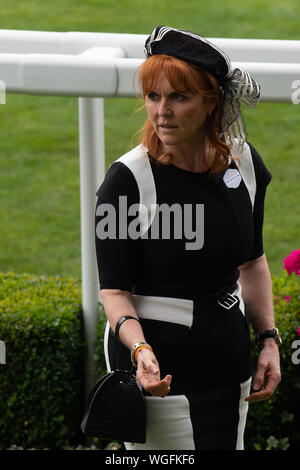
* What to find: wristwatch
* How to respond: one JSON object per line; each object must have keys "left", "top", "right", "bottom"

{"left": 256, "top": 328, "right": 282, "bottom": 346}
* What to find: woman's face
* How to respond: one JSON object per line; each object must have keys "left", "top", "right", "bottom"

{"left": 145, "top": 72, "right": 214, "bottom": 151}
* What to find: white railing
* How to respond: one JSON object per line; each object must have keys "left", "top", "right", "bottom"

{"left": 1, "top": 30, "right": 300, "bottom": 100}
{"left": 1, "top": 29, "right": 299, "bottom": 395}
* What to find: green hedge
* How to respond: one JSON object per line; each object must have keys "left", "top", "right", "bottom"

{"left": 0, "top": 272, "right": 86, "bottom": 449}
{"left": 245, "top": 271, "right": 300, "bottom": 450}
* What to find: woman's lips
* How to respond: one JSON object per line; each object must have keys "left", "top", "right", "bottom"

{"left": 158, "top": 124, "right": 178, "bottom": 131}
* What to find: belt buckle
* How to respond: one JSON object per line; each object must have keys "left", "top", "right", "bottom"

{"left": 217, "top": 292, "right": 238, "bottom": 310}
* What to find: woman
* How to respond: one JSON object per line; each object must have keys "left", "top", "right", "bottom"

{"left": 95, "top": 26, "right": 281, "bottom": 450}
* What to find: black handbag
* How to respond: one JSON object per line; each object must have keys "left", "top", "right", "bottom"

{"left": 81, "top": 368, "right": 146, "bottom": 443}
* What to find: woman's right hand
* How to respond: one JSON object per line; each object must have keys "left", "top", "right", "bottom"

{"left": 136, "top": 348, "right": 172, "bottom": 398}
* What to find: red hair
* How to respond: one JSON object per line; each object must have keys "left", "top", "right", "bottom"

{"left": 136, "top": 54, "right": 231, "bottom": 173}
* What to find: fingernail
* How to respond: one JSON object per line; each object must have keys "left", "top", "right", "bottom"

{"left": 253, "top": 383, "right": 260, "bottom": 391}
{"left": 152, "top": 367, "right": 158, "bottom": 374}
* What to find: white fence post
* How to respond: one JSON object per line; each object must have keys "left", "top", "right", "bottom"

{"left": 78, "top": 97, "right": 105, "bottom": 396}
{"left": 0, "top": 340, "right": 6, "bottom": 365}
{"left": 0, "top": 80, "right": 6, "bottom": 104}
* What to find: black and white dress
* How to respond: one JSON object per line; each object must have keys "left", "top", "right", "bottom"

{"left": 95, "top": 141, "right": 271, "bottom": 450}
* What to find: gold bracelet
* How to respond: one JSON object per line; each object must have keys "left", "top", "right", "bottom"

{"left": 130, "top": 342, "right": 153, "bottom": 368}
{"left": 134, "top": 345, "right": 153, "bottom": 362}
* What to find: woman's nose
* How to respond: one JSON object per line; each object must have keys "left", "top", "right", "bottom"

{"left": 158, "top": 98, "right": 171, "bottom": 116}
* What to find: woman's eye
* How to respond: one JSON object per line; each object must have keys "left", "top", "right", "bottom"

{"left": 147, "top": 92, "right": 159, "bottom": 101}
{"left": 146, "top": 92, "right": 187, "bottom": 101}
{"left": 173, "top": 93, "right": 186, "bottom": 101}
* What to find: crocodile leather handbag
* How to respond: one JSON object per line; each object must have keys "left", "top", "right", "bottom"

{"left": 81, "top": 368, "right": 146, "bottom": 443}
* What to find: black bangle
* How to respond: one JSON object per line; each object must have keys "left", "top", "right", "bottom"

{"left": 114, "top": 316, "right": 140, "bottom": 339}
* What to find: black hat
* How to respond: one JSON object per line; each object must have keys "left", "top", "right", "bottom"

{"left": 145, "top": 25, "right": 231, "bottom": 85}
{"left": 144, "top": 26, "right": 260, "bottom": 150}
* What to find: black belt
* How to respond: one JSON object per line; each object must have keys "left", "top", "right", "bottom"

{"left": 201, "top": 283, "right": 238, "bottom": 310}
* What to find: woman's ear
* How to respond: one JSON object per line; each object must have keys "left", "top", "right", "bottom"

{"left": 208, "top": 103, "right": 216, "bottom": 116}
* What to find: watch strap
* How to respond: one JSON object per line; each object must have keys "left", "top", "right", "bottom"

{"left": 256, "top": 328, "right": 282, "bottom": 346}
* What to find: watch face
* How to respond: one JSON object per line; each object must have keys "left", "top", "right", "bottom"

{"left": 276, "top": 333, "right": 282, "bottom": 345}
{"left": 274, "top": 328, "right": 282, "bottom": 344}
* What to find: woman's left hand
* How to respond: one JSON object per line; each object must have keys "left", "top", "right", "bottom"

{"left": 136, "top": 348, "right": 172, "bottom": 398}
{"left": 245, "top": 339, "right": 281, "bottom": 402}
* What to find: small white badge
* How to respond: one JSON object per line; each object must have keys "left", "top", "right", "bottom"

{"left": 223, "top": 169, "right": 242, "bottom": 188}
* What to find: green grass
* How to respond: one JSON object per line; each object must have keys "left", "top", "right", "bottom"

{"left": 0, "top": 0, "right": 299, "bottom": 279}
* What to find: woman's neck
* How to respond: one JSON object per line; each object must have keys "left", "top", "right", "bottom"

{"left": 162, "top": 139, "right": 215, "bottom": 173}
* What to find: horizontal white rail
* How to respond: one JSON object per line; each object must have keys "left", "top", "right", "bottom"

{"left": 0, "top": 49, "right": 141, "bottom": 97}
{"left": 0, "top": 29, "right": 300, "bottom": 63}
{"left": 0, "top": 29, "right": 299, "bottom": 102}
{"left": 0, "top": 50, "right": 299, "bottom": 101}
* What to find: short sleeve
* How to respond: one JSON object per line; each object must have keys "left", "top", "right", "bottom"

{"left": 245, "top": 142, "right": 272, "bottom": 262}
{"left": 95, "top": 162, "right": 140, "bottom": 291}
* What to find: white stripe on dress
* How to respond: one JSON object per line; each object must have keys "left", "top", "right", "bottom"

{"left": 233, "top": 281, "right": 245, "bottom": 316}
{"left": 116, "top": 144, "right": 157, "bottom": 236}
{"left": 236, "top": 377, "right": 252, "bottom": 450}
{"left": 133, "top": 281, "right": 244, "bottom": 326}
{"left": 104, "top": 320, "right": 111, "bottom": 372}
{"left": 124, "top": 395, "right": 195, "bottom": 450}
{"left": 133, "top": 294, "right": 194, "bottom": 328}
{"left": 233, "top": 141, "right": 257, "bottom": 211}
